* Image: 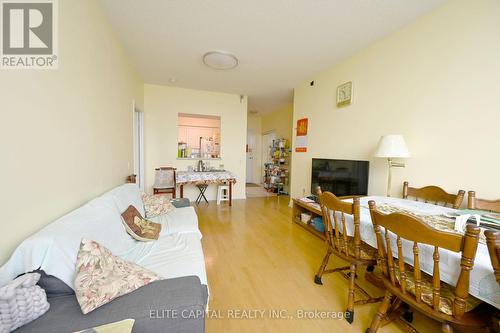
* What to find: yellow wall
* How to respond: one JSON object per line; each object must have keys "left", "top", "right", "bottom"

{"left": 0, "top": 1, "right": 143, "bottom": 264}
{"left": 144, "top": 84, "right": 247, "bottom": 200}
{"left": 262, "top": 103, "right": 293, "bottom": 143}
{"left": 247, "top": 113, "right": 263, "bottom": 184}
{"left": 291, "top": 0, "right": 500, "bottom": 200}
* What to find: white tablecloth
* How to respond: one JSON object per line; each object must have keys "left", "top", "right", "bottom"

{"left": 340, "top": 196, "right": 499, "bottom": 309}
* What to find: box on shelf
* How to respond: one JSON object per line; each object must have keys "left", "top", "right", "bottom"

{"left": 300, "top": 212, "right": 311, "bottom": 224}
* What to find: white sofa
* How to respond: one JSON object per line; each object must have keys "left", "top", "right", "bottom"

{"left": 0, "top": 184, "right": 209, "bottom": 332}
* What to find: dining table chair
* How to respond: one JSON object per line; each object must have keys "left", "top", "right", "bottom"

{"left": 468, "top": 191, "right": 500, "bottom": 286}
{"left": 402, "top": 181, "right": 465, "bottom": 209}
{"left": 153, "top": 167, "right": 176, "bottom": 197}
{"left": 366, "top": 200, "right": 490, "bottom": 333}
{"left": 314, "top": 189, "right": 382, "bottom": 324}
{"left": 485, "top": 230, "right": 500, "bottom": 285}
{"left": 467, "top": 191, "right": 500, "bottom": 213}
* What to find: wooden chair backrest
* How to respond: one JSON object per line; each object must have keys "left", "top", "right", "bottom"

{"left": 368, "top": 200, "right": 480, "bottom": 319}
{"left": 319, "top": 191, "right": 362, "bottom": 260}
{"left": 485, "top": 230, "right": 500, "bottom": 285}
{"left": 468, "top": 191, "right": 500, "bottom": 213}
{"left": 402, "top": 181, "right": 465, "bottom": 209}
{"left": 154, "top": 167, "right": 177, "bottom": 187}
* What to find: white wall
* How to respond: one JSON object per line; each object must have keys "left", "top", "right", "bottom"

{"left": 291, "top": 0, "right": 500, "bottom": 201}
{"left": 0, "top": 1, "right": 143, "bottom": 264}
{"left": 144, "top": 84, "right": 247, "bottom": 201}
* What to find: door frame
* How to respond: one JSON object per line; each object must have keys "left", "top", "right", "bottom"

{"left": 133, "top": 102, "right": 145, "bottom": 190}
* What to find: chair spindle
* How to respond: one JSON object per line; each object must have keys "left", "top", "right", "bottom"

{"left": 413, "top": 242, "right": 422, "bottom": 303}
{"left": 432, "top": 246, "right": 441, "bottom": 311}
{"left": 396, "top": 236, "right": 406, "bottom": 295}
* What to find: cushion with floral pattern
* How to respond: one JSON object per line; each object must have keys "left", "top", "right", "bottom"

{"left": 141, "top": 193, "right": 175, "bottom": 218}
{"left": 75, "top": 239, "right": 160, "bottom": 314}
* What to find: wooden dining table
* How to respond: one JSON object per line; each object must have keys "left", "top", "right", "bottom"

{"left": 338, "top": 195, "right": 500, "bottom": 309}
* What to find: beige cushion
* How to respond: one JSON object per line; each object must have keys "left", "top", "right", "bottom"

{"left": 141, "top": 193, "right": 176, "bottom": 218}
{"left": 121, "top": 205, "right": 161, "bottom": 241}
{"left": 75, "top": 239, "right": 160, "bottom": 314}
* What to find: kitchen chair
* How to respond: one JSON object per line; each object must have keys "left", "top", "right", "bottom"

{"left": 153, "top": 167, "right": 176, "bottom": 197}
{"left": 402, "top": 181, "right": 465, "bottom": 209}
{"left": 468, "top": 191, "right": 500, "bottom": 285}
{"left": 366, "top": 200, "right": 490, "bottom": 333}
{"left": 467, "top": 191, "right": 500, "bottom": 213}
{"left": 485, "top": 230, "right": 500, "bottom": 285}
{"left": 314, "top": 189, "right": 382, "bottom": 324}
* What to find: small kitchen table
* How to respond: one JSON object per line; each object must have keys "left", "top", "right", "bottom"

{"left": 176, "top": 170, "right": 237, "bottom": 206}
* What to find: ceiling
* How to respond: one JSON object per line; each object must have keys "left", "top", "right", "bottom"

{"left": 99, "top": 0, "right": 446, "bottom": 114}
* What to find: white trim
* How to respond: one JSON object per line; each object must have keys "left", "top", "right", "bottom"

{"left": 133, "top": 102, "right": 145, "bottom": 190}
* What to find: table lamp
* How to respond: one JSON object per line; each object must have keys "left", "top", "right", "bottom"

{"left": 374, "top": 135, "right": 410, "bottom": 197}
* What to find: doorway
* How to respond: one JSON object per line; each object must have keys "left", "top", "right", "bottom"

{"left": 133, "top": 106, "right": 145, "bottom": 190}
{"left": 246, "top": 129, "right": 255, "bottom": 183}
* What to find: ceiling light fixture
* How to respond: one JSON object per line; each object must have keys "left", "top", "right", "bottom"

{"left": 203, "top": 51, "right": 239, "bottom": 70}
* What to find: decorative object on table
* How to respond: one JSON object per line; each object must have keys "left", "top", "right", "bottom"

{"left": 336, "top": 81, "right": 353, "bottom": 107}
{"left": 141, "top": 193, "right": 176, "bottom": 218}
{"left": 75, "top": 239, "right": 161, "bottom": 314}
{"left": 468, "top": 191, "right": 500, "bottom": 213}
{"left": 374, "top": 135, "right": 411, "bottom": 197}
{"left": 126, "top": 174, "right": 136, "bottom": 183}
{"left": 121, "top": 205, "right": 161, "bottom": 241}
{"left": 0, "top": 273, "right": 50, "bottom": 333}
{"left": 485, "top": 230, "right": 500, "bottom": 285}
{"left": 315, "top": 190, "right": 382, "bottom": 324}
{"left": 366, "top": 201, "right": 487, "bottom": 333}
{"left": 73, "top": 319, "right": 135, "bottom": 333}
{"left": 295, "top": 118, "right": 308, "bottom": 152}
{"left": 153, "top": 167, "right": 177, "bottom": 197}
{"left": 403, "top": 181, "right": 464, "bottom": 209}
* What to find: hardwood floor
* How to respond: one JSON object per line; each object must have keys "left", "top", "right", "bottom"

{"left": 196, "top": 196, "right": 440, "bottom": 333}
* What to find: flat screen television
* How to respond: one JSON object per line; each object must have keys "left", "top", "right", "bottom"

{"left": 311, "top": 158, "right": 369, "bottom": 197}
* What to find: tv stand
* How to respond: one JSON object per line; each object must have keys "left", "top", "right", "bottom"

{"left": 292, "top": 198, "right": 325, "bottom": 240}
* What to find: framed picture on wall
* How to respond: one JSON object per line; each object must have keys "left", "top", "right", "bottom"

{"left": 336, "top": 81, "right": 352, "bottom": 107}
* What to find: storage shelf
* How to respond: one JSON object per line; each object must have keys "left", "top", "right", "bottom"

{"left": 292, "top": 198, "right": 325, "bottom": 240}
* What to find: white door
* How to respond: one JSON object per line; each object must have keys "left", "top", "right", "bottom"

{"left": 133, "top": 107, "right": 145, "bottom": 190}
{"left": 246, "top": 130, "right": 255, "bottom": 183}
{"left": 261, "top": 131, "right": 276, "bottom": 180}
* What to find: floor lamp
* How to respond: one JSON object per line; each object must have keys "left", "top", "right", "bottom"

{"left": 374, "top": 135, "right": 410, "bottom": 197}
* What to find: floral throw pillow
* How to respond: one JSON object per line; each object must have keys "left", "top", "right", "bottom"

{"left": 75, "top": 239, "right": 161, "bottom": 314}
{"left": 121, "top": 205, "right": 161, "bottom": 241}
{"left": 141, "top": 193, "right": 176, "bottom": 218}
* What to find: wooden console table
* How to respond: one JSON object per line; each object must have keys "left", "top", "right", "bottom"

{"left": 292, "top": 198, "right": 325, "bottom": 240}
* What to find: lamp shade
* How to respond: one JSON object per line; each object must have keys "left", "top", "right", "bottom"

{"left": 374, "top": 135, "right": 410, "bottom": 158}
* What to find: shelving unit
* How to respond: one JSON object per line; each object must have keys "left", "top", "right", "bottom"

{"left": 291, "top": 198, "right": 325, "bottom": 240}
{"left": 263, "top": 138, "right": 290, "bottom": 195}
